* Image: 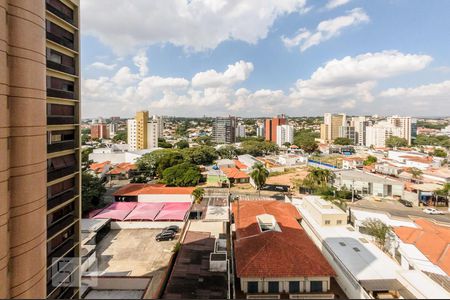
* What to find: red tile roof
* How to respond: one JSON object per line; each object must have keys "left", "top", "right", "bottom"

{"left": 107, "top": 163, "right": 137, "bottom": 175}
{"left": 89, "top": 161, "right": 111, "bottom": 173}
{"left": 394, "top": 219, "right": 450, "bottom": 275}
{"left": 233, "top": 201, "right": 335, "bottom": 278}
{"left": 113, "top": 183, "right": 195, "bottom": 196}
{"left": 221, "top": 167, "right": 249, "bottom": 179}
{"left": 234, "top": 160, "right": 248, "bottom": 170}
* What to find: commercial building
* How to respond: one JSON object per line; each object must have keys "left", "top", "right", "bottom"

{"left": 265, "top": 114, "right": 287, "bottom": 143}
{"left": 212, "top": 116, "right": 237, "bottom": 144}
{"left": 276, "top": 124, "right": 294, "bottom": 147}
{"left": 233, "top": 201, "right": 336, "bottom": 297}
{"left": 1, "top": 0, "right": 81, "bottom": 298}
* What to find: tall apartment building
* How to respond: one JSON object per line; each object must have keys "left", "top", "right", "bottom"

{"left": 212, "top": 116, "right": 237, "bottom": 144}
{"left": 338, "top": 126, "right": 356, "bottom": 144}
{"left": 365, "top": 121, "right": 404, "bottom": 148}
{"left": 387, "top": 115, "right": 412, "bottom": 145}
{"left": 276, "top": 125, "right": 294, "bottom": 147}
{"left": 235, "top": 123, "right": 246, "bottom": 139}
{"left": 127, "top": 112, "right": 162, "bottom": 150}
{"left": 1, "top": 0, "right": 81, "bottom": 298}
{"left": 351, "top": 116, "right": 368, "bottom": 146}
{"left": 320, "top": 113, "right": 347, "bottom": 143}
{"left": 90, "top": 122, "right": 109, "bottom": 139}
{"left": 264, "top": 114, "right": 287, "bottom": 142}
{"left": 256, "top": 124, "right": 264, "bottom": 138}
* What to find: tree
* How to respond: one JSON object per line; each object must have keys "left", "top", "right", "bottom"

{"left": 302, "top": 167, "right": 335, "bottom": 190}
{"left": 386, "top": 136, "right": 408, "bottom": 148}
{"left": 241, "top": 140, "right": 279, "bottom": 156}
{"left": 82, "top": 171, "right": 106, "bottom": 214}
{"left": 250, "top": 162, "right": 269, "bottom": 195}
{"left": 81, "top": 128, "right": 91, "bottom": 134}
{"left": 293, "top": 129, "right": 319, "bottom": 154}
{"left": 436, "top": 183, "right": 450, "bottom": 205}
{"left": 410, "top": 167, "right": 423, "bottom": 181}
{"left": 112, "top": 131, "right": 127, "bottom": 143}
{"left": 158, "top": 138, "right": 173, "bottom": 148}
{"left": 136, "top": 149, "right": 184, "bottom": 178}
{"left": 193, "top": 135, "right": 214, "bottom": 146}
{"left": 334, "top": 137, "right": 353, "bottom": 145}
{"left": 432, "top": 148, "right": 448, "bottom": 158}
{"left": 81, "top": 148, "right": 94, "bottom": 169}
{"left": 361, "top": 219, "right": 393, "bottom": 250}
{"left": 283, "top": 142, "right": 292, "bottom": 148}
{"left": 162, "top": 163, "right": 202, "bottom": 186}
{"left": 363, "top": 155, "right": 377, "bottom": 166}
{"left": 81, "top": 134, "right": 90, "bottom": 145}
{"left": 217, "top": 145, "right": 238, "bottom": 159}
{"left": 183, "top": 146, "right": 218, "bottom": 165}
{"left": 300, "top": 140, "right": 319, "bottom": 154}
{"left": 192, "top": 187, "right": 205, "bottom": 204}
{"left": 175, "top": 140, "right": 190, "bottom": 149}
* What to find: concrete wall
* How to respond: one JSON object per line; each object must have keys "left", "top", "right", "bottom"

{"left": 240, "top": 276, "right": 331, "bottom": 294}
{"left": 83, "top": 276, "right": 150, "bottom": 290}
{"left": 110, "top": 221, "right": 185, "bottom": 230}
{"left": 138, "top": 194, "right": 193, "bottom": 202}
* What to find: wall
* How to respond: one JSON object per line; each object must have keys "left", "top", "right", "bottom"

{"left": 110, "top": 221, "right": 185, "bottom": 230}
{"left": 138, "top": 194, "right": 193, "bottom": 202}
{"left": 240, "top": 276, "right": 331, "bottom": 294}
{"left": 83, "top": 276, "right": 150, "bottom": 290}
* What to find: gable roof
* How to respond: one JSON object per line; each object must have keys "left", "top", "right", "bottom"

{"left": 394, "top": 219, "right": 450, "bottom": 275}
{"left": 221, "top": 167, "right": 249, "bottom": 179}
{"left": 233, "top": 201, "right": 335, "bottom": 278}
{"left": 234, "top": 160, "right": 248, "bottom": 170}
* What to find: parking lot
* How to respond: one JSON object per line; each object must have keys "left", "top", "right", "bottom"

{"left": 349, "top": 198, "right": 450, "bottom": 224}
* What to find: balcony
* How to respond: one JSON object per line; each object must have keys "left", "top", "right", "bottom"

{"left": 47, "top": 236, "right": 75, "bottom": 266}
{"left": 47, "top": 140, "right": 75, "bottom": 153}
{"left": 47, "top": 165, "right": 77, "bottom": 182}
{"left": 47, "top": 214, "right": 76, "bottom": 239}
{"left": 47, "top": 115, "right": 75, "bottom": 126}
{"left": 47, "top": 88, "right": 75, "bottom": 100}
{"left": 46, "top": 2, "right": 75, "bottom": 25}
{"left": 47, "top": 60, "right": 76, "bottom": 75}
{"left": 48, "top": 189, "right": 75, "bottom": 210}
{"left": 46, "top": 31, "right": 74, "bottom": 50}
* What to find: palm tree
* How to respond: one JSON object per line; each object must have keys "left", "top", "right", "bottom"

{"left": 304, "top": 167, "right": 335, "bottom": 188}
{"left": 435, "top": 183, "right": 450, "bottom": 207}
{"left": 192, "top": 187, "right": 205, "bottom": 204}
{"left": 250, "top": 162, "right": 269, "bottom": 196}
{"left": 410, "top": 167, "right": 423, "bottom": 183}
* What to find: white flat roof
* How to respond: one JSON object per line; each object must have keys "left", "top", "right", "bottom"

{"left": 305, "top": 196, "right": 347, "bottom": 216}
{"left": 397, "top": 270, "right": 450, "bottom": 299}
{"left": 351, "top": 209, "right": 417, "bottom": 228}
{"left": 399, "top": 243, "right": 447, "bottom": 276}
{"left": 81, "top": 218, "right": 110, "bottom": 233}
{"left": 294, "top": 199, "right": 402, "bottom": 281}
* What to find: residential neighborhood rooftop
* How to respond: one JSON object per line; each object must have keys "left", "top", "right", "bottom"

{"left": 113, "top": 183, "right": 195, "bottom": 196}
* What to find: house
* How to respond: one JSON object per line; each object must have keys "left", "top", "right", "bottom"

{"left": 233, "top": 201, "right": 335, "bottom": 297}
{"left": 391, "top": 219, "right": 450, "bottom": 277}
{"left": 215, "top": 158, "right": 235, "bottom": 169}
{"left": 237, "top": 154, "right": 259, "bottom": 171}
{"left": 374, "top": 163, "right": 403, "bottom": 177}
{"left": 89, "top": 161, "right": 111, "bottom": 178}
{"left": 113, "top": 183, "right": 194, "bottom": 202}
{"left": 301, "top": 196, "right": 347, "bottom": 227}
{"left": 342, "top": 157, "right": 364, "bottom": 170}
{"left": 333, "top": 169, "right": 404, "bottom": 198}
{"left": 106, "top": 162, "right": 137, "bottom": 180}
{"left": 422, "top": 168, "right": 450, "bottom": 184}
{"left": 277, "top": 154, "right": 308, "bottom": 166}
{"left": 220, "top": 167, "right": 249, "bottom": 184}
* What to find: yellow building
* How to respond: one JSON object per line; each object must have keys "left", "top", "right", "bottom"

{"left": 135, "top": 111, "right": 149, "bottom": 150}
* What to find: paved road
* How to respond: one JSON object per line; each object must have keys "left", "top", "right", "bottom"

{"left": 348, "top": 199, "right": 450, "bottom": 224}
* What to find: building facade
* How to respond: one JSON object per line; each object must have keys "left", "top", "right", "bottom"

{"left": 264, "top": 114, "right": 287, "bottom": 143}
{"left": 1, "top": 0, "right": 81, "bottom": 298}
{"left": 90, "top": 122, "right": 109, "bottom": 139}
{"left": 147, "top": 119, "right": 159, "bottom": 149}
{"left": 387, "top": 115, "right": 412, "bottom": 145}
{"left": 365, "top": 121, "right": 404, "bottom": 148}
{"left": 135, "top": 111, "right": 148, "bottom": 150}
{"left": 235, "top": 123, "right": 246, "bottom": 139}
{"left": 276, "top": 124, "right": 294, "bottom": 147}
{"left": 320, "top": 113, "right": 347, "bottom": 143}
{"left": 212, "top": 116, "right": 236, "bottom": 144}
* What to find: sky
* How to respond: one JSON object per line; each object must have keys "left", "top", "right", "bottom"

{"left": 80, "top": 0, "right": 450, "bottom": 118}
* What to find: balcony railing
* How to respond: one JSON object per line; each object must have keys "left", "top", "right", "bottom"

{"left": 48, "top": 188, "right": 75, "bottom": 210}
{"left": 47, "top": 140, "right": 75, "bottom": 153}
{"left": 47, "top": 88, "right": 75, "bottom": 100}
{"left": 47, "top": 237, "right": 75, "bottom": 265}
{"left": 46, "top": 31, "right": 74, "bottom": 50}
{"left": 47, "top": 60, "right": 76, "bottom": 75}
{"left": 47, "top": 115, "right": 75, "bottom": 126}
{"left": 47, "top": 165, "right": 77, "bottom": 182}
{"left": 47, "top": 214, "right": 76, "bottom": 239}
{"left": 46, "top": 2, "right": 75, "bottom": 25}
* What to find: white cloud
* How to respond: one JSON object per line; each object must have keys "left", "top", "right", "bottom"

{"left": 82, "top": 51, "right": 435, "bottom": 117}
{"left": 192, "top": 60, "right": 254, "bottom": 88}
{"left": 82, "top": 0, "right": 308, "bottom": 54}
{"left": 282, "top": 8, "right": 369, "bottom": 52}
{"left": 325, "top": 0, "right": 351, "bottom": 10}
{"left": 133, "top": 49, "right": 149, "bottom": 76}
{"left": 89, "top": 62, "right": 117, "bottom": 70}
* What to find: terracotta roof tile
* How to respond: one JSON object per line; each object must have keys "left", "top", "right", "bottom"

{"left": 221, "top": 167, "right": 249, "bottom": 179}
{"left": 113, "top": 183, "right": 195, "bottom": 196}
{"left": 234, "top": 160, "right": 248, "bottom": 170}
{"left": 233, "top": 201, "right": 335, "bottom": 278}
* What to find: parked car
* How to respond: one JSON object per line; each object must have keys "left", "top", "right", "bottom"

{"left": 155, "top": 231, "right": 176, "bottom": 241}
{"left": 423, "top": 208, "right": 444, "bottom": 215}
{"left": 162, "top": 225, "right": 180, "bottom": 233}
{"left": 399, "top": 199, "right": 413, "bottom": 207}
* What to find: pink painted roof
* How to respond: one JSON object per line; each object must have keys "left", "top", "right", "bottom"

{"left": 124, "top": 203, "right": 165, "bottom": 221}
{"left": 154, "top": 209, "right": 189, "bottom": 221}
{"left": 93, "top": 202, "right": 137, "bottom": 221}
{"left": 161, "top": 202, "right": 191, "bottom": 210}
{"left": 107, "top": 202, "right": 137, "bottom": 210}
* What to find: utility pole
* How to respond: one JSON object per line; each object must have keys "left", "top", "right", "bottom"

{"left": 351, "top": 179, "right": 355, "bottom": 203}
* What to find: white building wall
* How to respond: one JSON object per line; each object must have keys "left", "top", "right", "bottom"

{"left": 276, "top": 125, "right": 294, "bottom": 147}
{"left": 127, "top": 119, "right": 137, "bottom": 151}
{"left": 147, "top": 121, "right": 159, "bottom": 148}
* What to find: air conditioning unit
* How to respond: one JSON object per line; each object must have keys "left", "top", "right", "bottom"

{"left": 209, "top": 253, "right": 227, "bottom": 272}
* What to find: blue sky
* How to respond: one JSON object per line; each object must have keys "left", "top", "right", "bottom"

{"left": 81, "top": 0, "right": 450, "bottom": 118}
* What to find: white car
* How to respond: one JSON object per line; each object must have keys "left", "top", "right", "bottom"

{"left": 423, "top": 208, "right": 445, "bottom": 215}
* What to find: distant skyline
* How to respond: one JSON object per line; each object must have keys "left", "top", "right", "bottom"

{"left": 81, "top": 0, "right": 450, "bottom": 118}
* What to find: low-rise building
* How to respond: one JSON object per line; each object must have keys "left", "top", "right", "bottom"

{"left": 113, "top": 184, "right": 194, "bottom": 202}
{"left": 342, "top": 157, "right": 364, "bottom": 169}
{"left": 233, "top": 201, "right": 336, "bottom": 297}
{"left": 374, "top": 163, "right": 403, "bottom": 177}
{"left": 221, "top": 167, "right": 250, "bottom": 184}
{"left": 333, "top": 169, "right": 404, "bottom": 198}
{"left": 302, "top": 196, "right": 347, "bottom": 227}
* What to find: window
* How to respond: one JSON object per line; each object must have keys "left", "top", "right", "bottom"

{"left": 337, "top": 220, "right": 342, "bottom": 225}
{"left": 325, "top": 220, "right": 330, "bottom": 225}
{"left": 289, "top": 281, "right": 300, "bottom": 293}
{"left": 247, "top": 281, "right": 258, "bottom": 293}
{"left": 268, "top": 281, "right": 279, "bottom": 293}
{"left": 310, "top": 281, "right": 323, "bottom": 293}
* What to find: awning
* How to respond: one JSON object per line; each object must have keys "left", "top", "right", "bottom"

{"left": 360, "top": 279, "right": 405, "bottom": 292}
